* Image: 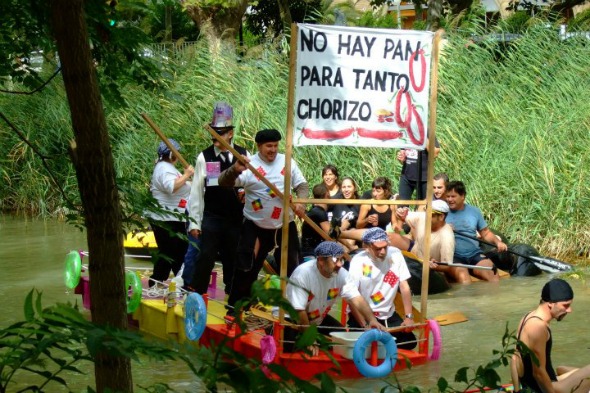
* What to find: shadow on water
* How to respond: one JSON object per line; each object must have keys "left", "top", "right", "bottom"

{"left": 1, "top": 214, "right": 589, "bottom": 392}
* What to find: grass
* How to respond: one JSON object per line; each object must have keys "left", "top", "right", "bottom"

{"left": 1, "top": 26, "right": 589, "bottom": 261}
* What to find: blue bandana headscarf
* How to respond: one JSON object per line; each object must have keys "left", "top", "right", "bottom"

{"left": 157, "top": 139, "right": 180, "bottom": 160}
{"left": 361, "top": 227, "right": 389, "bottom": 244}
{"left": 314, "top": 241, "right": 345, "bottom": 258}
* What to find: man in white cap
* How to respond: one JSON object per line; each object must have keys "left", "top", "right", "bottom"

{"left": 404, "top": 199, "right": 462, "bottom": 282}
{"left": 219, "top": 128, "right": 308, "bottom": 313}
{"left": 511, "top": 278, "right": 590, "bottom": 393}
{"left": 285, "top": 241, "right": 384, "bottom": 356}
{"left": 184, "top": 102, "right": 250, "bottom": 295}
{"left": 347, "top": 227, "right": 417, "bottom": 349}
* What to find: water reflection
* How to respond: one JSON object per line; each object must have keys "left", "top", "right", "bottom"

{"left": 1, "top": 215, "right": 588, "bottom": 392}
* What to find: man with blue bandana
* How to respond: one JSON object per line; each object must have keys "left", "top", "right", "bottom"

{"left": 285, "top": 241, "right": 384, "bottom": 356}
{"left": 346, "top": 227, "right": 417, "bottom": 349}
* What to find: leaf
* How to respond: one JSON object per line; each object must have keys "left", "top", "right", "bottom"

{"left": 295, "top": 324, "right": 319, "bottom": 348}
{"left": 455, "top": 366, "right": 470, "bottom": 383}
{"left": 24, "top": 289, "right": 35, "bottom": 321}
{"left": 437, "top": 377, "right": 449, "bottom": 392}
{"left": 319, "top": 372, "right": 336, "bottom": 393}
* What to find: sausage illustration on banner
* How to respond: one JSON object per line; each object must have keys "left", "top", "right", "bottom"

{"left": 357, "top": 128, "right": 404, "bottom": 141}
{"left": 302, "top": 127, "right": 355, "bottom": 140}
{"left": 407, "top": 105, "right": 425, "bottom": 145}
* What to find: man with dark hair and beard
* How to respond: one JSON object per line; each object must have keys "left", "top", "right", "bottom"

{"left": 511, "top": 278, "right": 590, "bottom": 393}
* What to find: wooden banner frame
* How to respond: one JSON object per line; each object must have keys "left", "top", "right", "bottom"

{"left": 281, "top": 25, "right": 445, "bottom": 324}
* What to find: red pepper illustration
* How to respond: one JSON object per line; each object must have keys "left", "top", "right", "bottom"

{"left": 357, "top": 128, "right": 404, "bottom": 141}
{"left": 409, "top": 49, "right": 427, "bottom": 93}
{"left": 407, "top": 105, "right": 425, "bottom": 145}
{"left": 395, "top": 90, "right": 412, "bottom": 128}
{"left": 302, "top": 127, "right": 354, "bottom": 140}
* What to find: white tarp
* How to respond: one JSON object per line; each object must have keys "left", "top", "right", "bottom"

{"left": 293, "top": 24, "right": 434, "bottom": 149}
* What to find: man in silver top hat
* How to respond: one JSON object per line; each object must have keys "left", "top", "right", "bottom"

{"left": 184, "top": 102, "right": 250, "bottom": 295}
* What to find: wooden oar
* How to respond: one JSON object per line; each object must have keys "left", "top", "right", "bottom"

{"left": 435, "top": 262, "right": 494, "bottom": 271}
{"left": 141, "top": 113, "right": 344, "bottom": 259}
{"left": 454, "top": 231, "right": 573, "bottom": 272}
{"left": 141, "top": 113, "right": 191, "bottom": 168}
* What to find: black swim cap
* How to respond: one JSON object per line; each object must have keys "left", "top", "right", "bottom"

{"left": 541, "top": 278, "right": 574, "bottom": 302}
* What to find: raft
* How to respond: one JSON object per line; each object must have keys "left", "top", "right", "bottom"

{"left": 71, "top": 259, "right": 437, "bottom": 380}
{"left": 132, "top": 286, "right": 436, "bottom": 380}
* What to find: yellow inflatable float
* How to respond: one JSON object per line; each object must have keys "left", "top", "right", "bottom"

{"left": 124, "top": 229, "right": 157, "bottom": 258}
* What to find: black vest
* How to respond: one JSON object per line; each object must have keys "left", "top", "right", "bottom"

{"left": 202, "top": 144, "right": 247, "bottom": 222}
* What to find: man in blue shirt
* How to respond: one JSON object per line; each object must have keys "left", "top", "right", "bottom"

{"left": 445, "top": 180, "right": 507, "bottom": 282}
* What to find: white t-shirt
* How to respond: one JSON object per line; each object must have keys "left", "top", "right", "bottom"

{"left": 235, "top": 153, "right": 306, "bottom": 229}
{"left": 346, "top": 247, "right": 411, "bottom": 320}
{"left": 286, "top": 259, "right": 360, "bottom": 325}
{"left": 146, "top": 161, "right": 191, "bottom": 222}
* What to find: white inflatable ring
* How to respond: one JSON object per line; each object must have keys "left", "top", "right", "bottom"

{"left": 428, "top": 319, "right": 442, "bottom": 360}
{"left": 353, "top": 329, "right": 398, "bottom": 378}
{"left": 184, "top": 293, "right": 207, "bottom": 341}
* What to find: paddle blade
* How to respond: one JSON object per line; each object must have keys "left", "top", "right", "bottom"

{"left": 529, "top": 256, "right": 573, "bottom": 272}
{"left": 434, "top": 311, "right": 468, "bottom": 326}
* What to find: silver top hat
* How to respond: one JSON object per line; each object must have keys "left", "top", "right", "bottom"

{"left": 210, "top": 101, "right": 233, "bottom": 129}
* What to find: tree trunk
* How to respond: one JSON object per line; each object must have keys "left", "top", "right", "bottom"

{"left": 427, "top": 0, "right": 443, "bottom": 30}
{"left": 277, "top": 0, "right": 292, "bottom": 29}
{"left": 49, "top": 1, "right": 132, "bottom": 392}
{"left": 185, "top": 1, "right": 249, "bottom": 53}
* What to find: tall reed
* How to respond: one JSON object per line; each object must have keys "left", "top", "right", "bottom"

{"left": 1, "top": 27, "right": 589, "bottom": 259}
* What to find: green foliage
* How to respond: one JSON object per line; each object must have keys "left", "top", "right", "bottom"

{"left": 3, "top": 20, "right": 590, "bottom": 258}
{"left": 357, "top": 8, "right": 399, "bottom": 28}
{"left": 245, "top": 0, "right": 323, "bottom": 39}
{"left": 0, "top": 0, "right": 164, "bottom": 104}
{"left": 1, "top": 289, "right": 354, "bottom": 392}
{"left": 498, "top": 11, "right": 532, "bottom": 33}
{"left": 141, "top": 0, "right": 200, "bottom": 42}
{"left": 567, "top": 8, "right": 590, "bottom": 30}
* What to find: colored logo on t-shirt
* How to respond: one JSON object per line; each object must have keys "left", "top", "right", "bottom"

{"left": 266, "top": 188, "right": 277, "bottom": 198}
{"left": 383, "top": 271, "right": 399, "bottom": 287}
{"left": 362, "top": 264, "right": 372, "bottom": 277}
{"left": 252, "top": 199, "right": 263, "bottom": 211}
{"left": 370, "top": 291, "right": 384, "bottom": 305}
{"left": 271, "top": 206, "right": 282, "bottom": 219}
{"left": 326, "top": 288, "right": 340, "bottom": 300}
{"left": 178, "top": 199, "right": 187, "bottom": 209}
{"left": 308, "top": 309, "right": 320, "bottom": 320}
{"left": 280, "top": 167, "right": 285, "bottom": 176}
{"left": 256, "top": 166, "right": 267, "bottom": 178}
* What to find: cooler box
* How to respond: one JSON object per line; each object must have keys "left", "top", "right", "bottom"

{"left": 330, "top": 331, "right": 391, "bottom": 360}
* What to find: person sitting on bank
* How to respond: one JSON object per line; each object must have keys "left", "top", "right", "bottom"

{"left": 346, "top": 227, "right": 417, "bottom": 349}
{"left": 285, "top": 241, "right": 385, "bottom": 356}
{"left": 511, "top": 278, "right": 590, "bottom": 393}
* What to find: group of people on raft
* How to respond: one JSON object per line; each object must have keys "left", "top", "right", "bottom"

{"left": 143, "top": 101, "right": 589, "bottom": 391}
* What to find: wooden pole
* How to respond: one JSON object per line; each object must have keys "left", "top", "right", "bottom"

{"left": 141, "top": 113, "right": 191, "bottom": 169}
{"left": 419, "top": 29, "right": 445, "bottom": 321}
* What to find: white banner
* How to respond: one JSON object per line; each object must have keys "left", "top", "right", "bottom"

{"left": 293, "top": 24, "right": 434, "bottom": 148}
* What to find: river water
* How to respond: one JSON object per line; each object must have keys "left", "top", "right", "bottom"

{"left": 1, "top": 215, "right": 589, "bottom": 392}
